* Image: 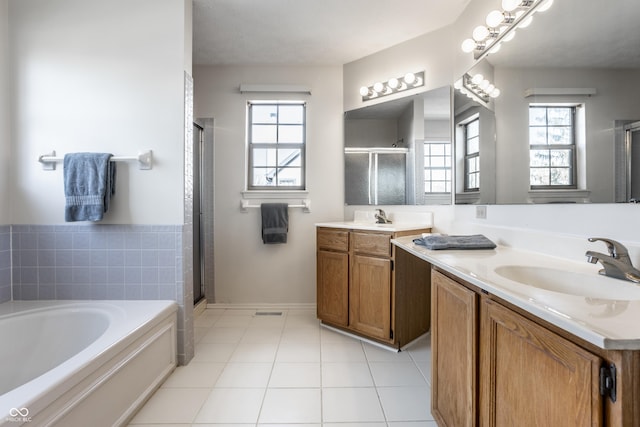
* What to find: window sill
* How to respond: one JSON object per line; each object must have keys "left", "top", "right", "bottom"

{"left": 241, "top": 190, "right": 309, "bottom": 199}
{"left": 455, "top": 191, "right": 481, "bottom": 205}
{"left": 240, "top": 190, "right": 311, "bottom": 213}
{"left": 528, "top": 189, "right": 591, "bottom": 204}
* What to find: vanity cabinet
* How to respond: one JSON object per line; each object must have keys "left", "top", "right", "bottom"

{"left": 316, "top": 226, "right": 430, "bottom": 348}
{"left": 317, "top": 229, "right": 349, "bottom": 326}
{"left": 432, "top": 268, "right": 639, "bottom": 427}
{"left": 431, "top": 269, "right": 477, "bottom": 427}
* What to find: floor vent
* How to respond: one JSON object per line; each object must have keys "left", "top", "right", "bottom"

{"left": 254, "top": 311, "right": 283, "bottom": 316}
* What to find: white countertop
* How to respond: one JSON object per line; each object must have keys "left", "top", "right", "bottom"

{"left": 392, "top": 235, "right": 640, "bottom": 350}
{"left": 316, "top": 222, "right": 432, "bottom": 233}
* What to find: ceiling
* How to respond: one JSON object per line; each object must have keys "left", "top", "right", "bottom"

{"left": 485, "top": 0, "right": 640, "bottom": 68}
{"left": 192, "top": 0, "right": 471, "bottom": 66}
{"left": 192, "top": 0, "right": 640, "bottom": 70}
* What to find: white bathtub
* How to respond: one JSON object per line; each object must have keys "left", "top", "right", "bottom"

{"left": 0, "top": 300, "right": 178, "bottom": 427}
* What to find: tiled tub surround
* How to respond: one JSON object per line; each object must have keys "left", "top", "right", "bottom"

{"left": 9, "top": 224, "right": 193, "bottom": 364}
{"left": 0, "top": 226, "right": 10, "bottom": 303}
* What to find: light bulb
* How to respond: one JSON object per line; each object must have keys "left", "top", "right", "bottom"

{"left": 502, "top": 0, "right": 520, "bottom": 12}
{"left": 461, "top": 38, "right": 477, "bottom": 53}
{"left": 359, "top": 86, "right": 370, "bottom": 97}
{"left": 472, "top": 26, "right": 490, "bottom": 42}
{"left": 486, "top": 10, "right": 504, "bottom": 27}
{"left": 518, "top": 15, "right": 533, "bottom": 28}
{"left": 403, "top": 72, "right": 416, "bottom": 85}
{"left": 479, "top": 79, "right": 490, "bottom": 90}
{"left": 454, "top": 79, "right": 463, "bottom": 90}
{"left": 388, "top": 78, "right": 400, "bottom": 90}
{"left": 472, "top": 74, "right": 484, "bottom": 85}
{"left": 538, "top": 0, "right": 554, "bottom": 12}
{"left": 490, "top": 88, "right": 501, "bottom": 98}
{"left": 373, "top": 82, "right": 384, "bottom": 93}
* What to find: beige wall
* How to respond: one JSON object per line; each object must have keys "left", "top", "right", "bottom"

{"left": 193, "top": 65, "right": 344, "bottom": 304}
{"left": 0, "top": 0, "right": 9, "bottom": 224}
{"left": 8, "top": 0, "right": 190, "bottom": 224}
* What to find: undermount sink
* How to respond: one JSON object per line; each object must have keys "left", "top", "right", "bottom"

{"left": 494, "top": 265, "right": 640, "bottom": 300}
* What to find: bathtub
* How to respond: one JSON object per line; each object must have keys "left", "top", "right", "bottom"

{"left": 0, "top": 300, "right": 177, "bottom": 427}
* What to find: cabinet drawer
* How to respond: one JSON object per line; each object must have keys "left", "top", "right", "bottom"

{"left": 352, "top": 232, "right": 391, "bottom": 257}
{"left": 317, "top": 228, "right": 349, "bottom": 252}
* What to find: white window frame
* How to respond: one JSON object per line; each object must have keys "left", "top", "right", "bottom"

{"left": 247, "top": 100, "right": 306, "bottom": 191}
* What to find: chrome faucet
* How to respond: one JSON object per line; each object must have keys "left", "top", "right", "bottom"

{"left": 374, "top": 209, "right": 391, "bottom": 224}
{"left": 585, "top": 237, "right": 640, "bottom": 283}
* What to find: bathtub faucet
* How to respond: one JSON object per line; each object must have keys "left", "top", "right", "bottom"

{"left": 585, "top": 237, "right": 640, "bottom": 283}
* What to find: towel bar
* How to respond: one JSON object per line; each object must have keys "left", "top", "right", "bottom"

{"left": 38, "top": 150, "right": 153, "bottom": 170}
{"left": 240, "top": 199, "right": 311, "bottom": 213}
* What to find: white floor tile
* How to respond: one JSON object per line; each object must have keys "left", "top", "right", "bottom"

{"left": 161, "top": 362, "right": 225, "bottom": 388}
{"left": 133, "top": 308, "right": 436, "bottom": 426}
{"left": 200, "top": 326, "right": 246, "bottom": 344}
{"left": 192, "top": 342, "right": 237, "bottom": 363}
{"left": 259, "top": 388, "right": 321, "bottom": 423}
{"left": 321, "top": 327, "right": 358, "bottom": 343}
{"left": 194, "top": 326, "right": 208, "bottom": 344}
{"left": 276, "top": 342, "right": 321, "bottom": 363}
{"left": 259, "top": 424, "right": 320, "bottom": 427}
{"left": 369, "top": 362, "right": 427, "bottom": 387}
{"left": 321, "top": 362, "right": 374, "bottom": 387}
{"left": 405, "top": 334, "right": 431, "bottom": 362}
{"left": 389, "top": 422, "right": 439, "bottom": 427}
{"left": 241, "top": 327, "right": 283, "bottom": 343}
{"left": 213, "top": 315, "right": 253, "bottom": 328}
{"left": 269, "top": 362, "right": 321, "bottom": 388}
{"left": 321, "top": 341, "right": 367, "bottom": 362}
{"left": 323, "top": 424, "right": 386, "bottom": 427}
{"left": 285, "top": 312, "right": 320, "bottom": 329}
{"left": 127, "top": 424, "right": 190, "bottom": 427}
{"left": 363, "top": 343, "right": 411, "bottom": 362}
{"left": 229, "top": 342, "right": 279, "bottom": 362}
{"left": 377, "top": 386, "right": 433, "bottom": 421}
{"left": 248, "top": 314, "right": 287, "bottom": 329}
{"left": 322, "top": 387, "right": 385, "bottom": 423}
{"left": 280, "top": 326, "right": 321, "bottom": 343}
{"left": 194, "top": 388, "right": 265, "bottom": 423}
{"left": 128, "top": 388, "right": 209, "bottom": 424}
{"left": 214, "top": 362, "right": 273, "bottom": 388}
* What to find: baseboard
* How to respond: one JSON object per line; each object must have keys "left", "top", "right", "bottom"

{"left": 206, "top": 302, "right": 316, "bottom": 311}
{"left": 194, "top": 298, "right": 207, "bottom": 317}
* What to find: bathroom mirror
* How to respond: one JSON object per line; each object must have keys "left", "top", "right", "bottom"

{"left": 454, "top": 0, "right": 640, "bottom": 204}
{"left": 344, "top": 85, "right": 452, "bottom": 205}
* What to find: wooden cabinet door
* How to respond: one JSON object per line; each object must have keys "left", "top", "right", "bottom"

{"left": 317, "top": 249, "right": 349, "bottom": 326}
{"left": 431, "top": 270, "right": 478, "bottom": 427}
{"left": 480, "top": 297, "right": 603, "bottom": 427}
{"left": 349, "top": 254, "right": 391, "bottom": 340}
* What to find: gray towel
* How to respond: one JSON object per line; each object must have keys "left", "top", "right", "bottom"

{"left": 261, "top": 203, "right": 288, "bottom": 244}
{"left": 413, "top": 234, "right": 496, "bottom": 250}
{"left": 64, "top": 153, "right": 116, "bottom": 222}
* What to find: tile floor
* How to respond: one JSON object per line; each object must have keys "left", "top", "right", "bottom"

{"left": 129, "top": 307, "right": 437, "bottom": 426}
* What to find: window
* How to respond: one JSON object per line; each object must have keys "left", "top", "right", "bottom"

{"left": 247, "top": 101, "right": 306, "bottom": 190}
{"left": 529, "top": 105, "right": 576, "bottom": 189}
{"left": 463, "top": 117, "right": 480, "bottom": 191}
{"left": 424, "top": 141, "right": 452, "bottom": 193}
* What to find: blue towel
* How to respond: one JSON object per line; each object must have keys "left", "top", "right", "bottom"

{"left": 63, "top": 153, "right": 116, "bottom": 222}
{"left": 413, "top": 234, "right": 496, "bottom": 250}
{"left": 261, "top": 203, "right": 288, "bottom": 244}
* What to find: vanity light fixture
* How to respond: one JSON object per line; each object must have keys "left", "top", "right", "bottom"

{"left": 359, "top": 71, "right": 425, "bottom": 101}
{"left": 461, "top": 0, "right": 554, "bottom": 60}
{"left": 454, "top": 73, "right": 500, "bottom": 105}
